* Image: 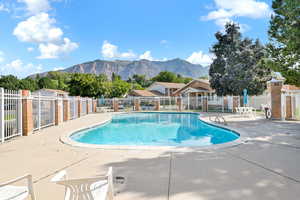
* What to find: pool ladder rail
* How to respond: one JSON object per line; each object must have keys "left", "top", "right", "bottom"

{"left": 208, "top": 114, "right": 228, "bottom": 126}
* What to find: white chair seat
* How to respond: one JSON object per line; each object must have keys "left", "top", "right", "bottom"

{"left": 52, "top": 167, "right": 114, "bottom": 200}
{"left": 0, "top": 185, "right": 29, "bottom": 200}
{"left": 90, "top": 180, "right": 108, "bottom": 200}
{"left": 64, "top": 180, "right": 108, "bottom": 200}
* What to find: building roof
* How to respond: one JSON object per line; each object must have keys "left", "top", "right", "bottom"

{"left": 282, "top": 84, "right": 300, "bottom": 91}
{"left": 130, "top": 90, "right": 160, "bottom": 97}
{"left": 151, "top": 82, "right": 186, "bottom": 89}
{"left": 173, "top": 79, "right": 213, "bottom": 95}
{"left": 37, "top": 89, "right": 69, "bottom": 94}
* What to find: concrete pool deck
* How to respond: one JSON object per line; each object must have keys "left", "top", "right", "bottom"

{"left": 0, "top": 112, "right": 300, "bottom": 199}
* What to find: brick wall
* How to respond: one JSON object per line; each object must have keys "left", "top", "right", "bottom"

{"left": 22, "top": 90, "right": 33, "bottom": 136}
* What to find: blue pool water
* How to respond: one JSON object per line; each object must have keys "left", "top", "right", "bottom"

{"left": 71, "top": 113, "right": 239, "bottom": 147}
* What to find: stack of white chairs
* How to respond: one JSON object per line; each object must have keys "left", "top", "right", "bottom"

{"left": 0, "top": 174, "right": 35, "bottom": 200}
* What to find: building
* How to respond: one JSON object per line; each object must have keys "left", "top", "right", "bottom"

{"left": 173, "top": 79, "right": 214, "bottom": 97}
{"left": 129, "top": 90, "right": 164, "bottom": 97}
{"left": 147, "top": 82, "right": 186, "bottom": 96}
{"left": 128, "top": 80, "right": 215, "bottom": 97}
{"left": 34, "top": 89, "right": 69, "bottom": 97}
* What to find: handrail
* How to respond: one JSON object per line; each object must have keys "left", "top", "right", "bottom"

{"left": 209, "top": 113, "right": 227, "bottom": 125}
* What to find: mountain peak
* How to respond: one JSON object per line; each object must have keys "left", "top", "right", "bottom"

{"left": 30, "top": 59, "right": 208, "bottom": 79}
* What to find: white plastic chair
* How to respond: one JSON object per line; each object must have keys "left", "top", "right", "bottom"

{"left": 51, "top": 167, "right": 114, "bottom": 200}
{"left": 0, "top": 174, "right": 35, "bottom": 200}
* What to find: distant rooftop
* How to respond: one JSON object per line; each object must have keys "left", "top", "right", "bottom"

{"left": 153, "top": 82, "right": 186, "bottom": 89}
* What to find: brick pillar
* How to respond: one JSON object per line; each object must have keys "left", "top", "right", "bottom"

{"left": 223, "top": 97, "right": 228, "bottom": 111}
{"left": 267, "top": 79, "right": 283, "bottom": 119}
{"left": 55, "top": 98, "right": 62, "bottom": 125}
{"left": 232, "top": 96, "right": 240, "bottom": 113}
{"left": 63, "top": 98, "right": 70, "bottom": 121}
{"left": 86, "top": 99, "right": 90, "bottom": 114}
{"left": 77, "top": 97, "right": 81, "bottom": 118}
{"left": 177, "top": 97, "right": 182, "bottom": 111}
{"left": 134, "top": 99, "right": 141, "bottom": 111}
{"left": 113, "top": 99, "right": 119, "bottom": 112}
{"left": 155, "top": 98, "right": 160, "bottom": 111}
{"left": 93, "top": 100, "right": 97, "bottom": 113}
{"left": 202, "top": 97, "right": 208, "bottom": 112}
{"left": 22, "top": 90, "right": 33, "bottom": 136}
{"left": 285, "top": 96, "right": 292, "bottom": 119}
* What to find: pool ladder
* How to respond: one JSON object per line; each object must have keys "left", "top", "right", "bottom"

{"left": 209, "top": 114, "right": 228, "bottom": 126}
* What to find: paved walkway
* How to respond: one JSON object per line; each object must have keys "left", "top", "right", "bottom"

{"left": 0, "top": 113, "right": 300, "bottom": 200}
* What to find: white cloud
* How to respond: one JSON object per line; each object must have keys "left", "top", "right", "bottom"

{"left": 13, "top": 12, "right": 78, "bottom": 59}
{"left": 0, "top": 59, "right": 43, "bottom": 77}
{"left": 0, "top": 3, "right": 10, "bottom": 12}
{"left": 101, "top": 40, "right": 136, "bottom": 59}
{"left": 202, "top": 0, "right": 271, "bottom": 28}
{"left": 139, "top": 51, "right": 153, "bottom": 61}
{"left": 186, "top": 51, "right": 214, "bottom": 66}
{"left": 0, "top": 51, "right": 4, "bottom": 63}
{"left": 13, "top": 12, "right": 63, "bottom": 43}
{"left": 37, "top": 37, "right": 78, "bottom": 59}
{"left": 18, "top": 0, "right": 51, "bottom": 15}
{"left": 27, "top": 47, "right": 34, "bottom": 52}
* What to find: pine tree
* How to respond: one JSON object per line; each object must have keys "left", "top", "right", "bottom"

{"left": 209, "top": 23, "right": 271, "bottom": 96}
{"left": 267, "top": 0, "right": 300, "bottom": 86}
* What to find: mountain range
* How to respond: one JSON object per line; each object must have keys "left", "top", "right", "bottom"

{"left": 31, "top": 58, "right": 209, "bottom": 79}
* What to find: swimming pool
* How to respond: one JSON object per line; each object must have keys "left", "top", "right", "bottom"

{"left": 70, "top": 113, "right": 239, "bottom": 147}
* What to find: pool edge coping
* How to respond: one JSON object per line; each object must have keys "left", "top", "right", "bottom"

{"left": 60, "top": 112, "right": 247, "bottom": 152}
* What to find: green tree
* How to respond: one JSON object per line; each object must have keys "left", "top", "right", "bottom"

{"left": 109, "top": 80, "right": 130, "bottom": 98}
{"left": 267, "top": 0, "right": 300, "bottom": 86}
{"left": 68, "top": 73, "right": 98, "bottom": 97}
{"left": 19, "top": 78, "right": 38, "bottom": 91}
{"left": 130, "top": 74, "right": 152, "bottom": 87}
{"left": 0, "top": 75, "right": 20, "bottom": 90}
{"left": 97, "top": 74, "right": 108, "bottom": 82}
{"left": 151, "top": 71, "right": 178, "bottom": 82}
{"left": 209, "top": 23, "right": 271, "bottom": 96}
{"left": 111, "top": 72, "right": 121, "bottom": 81}
{"left": 47, "top": 71, "right": 70, "bottom": 90}
{"left": 38, "top": 77, "right": 58, "bottom": 89}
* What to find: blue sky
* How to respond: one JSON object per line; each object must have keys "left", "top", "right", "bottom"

{"left": 0, "top": 0, "right": 273, "bottom": 77}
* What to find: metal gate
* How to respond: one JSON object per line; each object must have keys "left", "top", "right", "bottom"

{"left": 0, "top": 88, "right": 22, "bottom": 142}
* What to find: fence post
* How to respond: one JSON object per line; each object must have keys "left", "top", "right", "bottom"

{"left": 18, "top": 90, "right": 22, "bottom": 136}
{"left": 63, "top": 97, "right": 70, "bottom": 121}
{"left": 86, "top": 99, "right": 90, "bottom": 114}
{"left": 177, "top": 97, "right": 182, "bottom": 112}
{"left": 55, "top": 98, "right": 62, "bottom": 125}
{"left": 267, "top": 79, "right": 283, "bottom": 119}
{"left": 93, "top": 99, "right": 97, "bottom": 113}
{"left": 134, "top": 98, "right": 141, "bottom": 111}
{"left": 232, "top": 96, "right": 239, "bottom": 113}
{"left": 22, "top": 90, "right": 33, "bottom": 136}
{"left": 0, "top": 88, "right": 4, "bottom": 143}
{"left": 155, "top": 97, "right": 160, "bottom": 111}
{"left": 203, "top": 97, "right": 208, "bottom": 112}
{"left": 38, "top": 92, "right": 41, "bottom": 130}
{"left": 77, "top": 97, "right": 81, "bottom": 118}
{"left": 113, "top": 98, "right": 119, "bottom": 112}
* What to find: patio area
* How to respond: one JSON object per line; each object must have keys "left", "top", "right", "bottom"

{"left": 0, "top": 112, "right": 300, "bottom": 200}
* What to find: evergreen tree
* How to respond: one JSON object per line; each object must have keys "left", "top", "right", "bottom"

{"left": 268, "top": 0, "right": 300, "bottom": 86}
{"left": 209, "top": 23, "right": 271, "bottom": 96}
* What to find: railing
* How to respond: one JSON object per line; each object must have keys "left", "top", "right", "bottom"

{"left": 1, "top": 89, "right": 96, "bottom": 143}
{"left": 81, "top": 98, "right": 87, "bottom": 116}
{"left": 281, "top": 92, "right": 300, "bottom": 120}
{"left": 32, "top": 92, "right": 56, "bottom": 130}
{"left": 0, "top": 88, "right": 22, "bottom": 142}
{"left": 69, "top": 96, "right": 78, "bottom": 120}
{"left": 96, "top": 96, "right": 241, "bottom": 113}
